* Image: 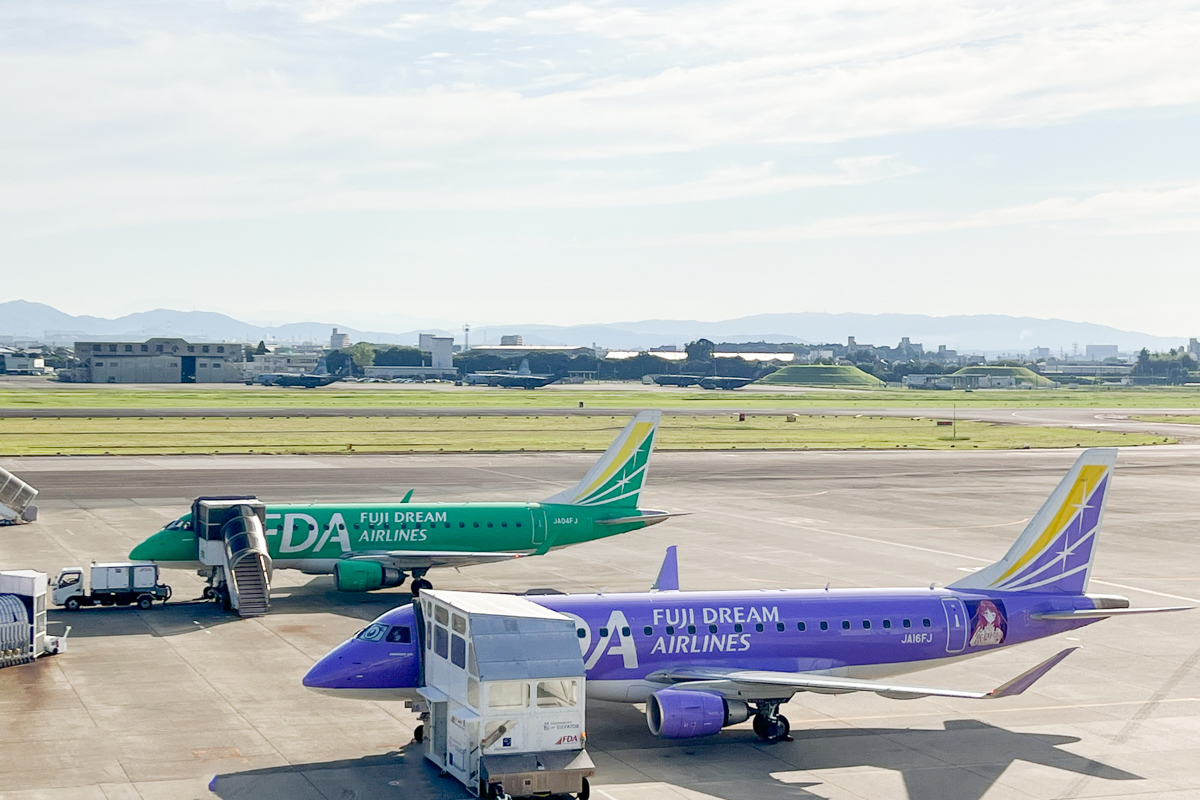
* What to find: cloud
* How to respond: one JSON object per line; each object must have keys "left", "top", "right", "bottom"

{"left": 696, "top": 182, "right": 1200, "bottom": 243}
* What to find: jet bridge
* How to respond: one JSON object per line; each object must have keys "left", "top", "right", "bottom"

{"left": 193, "top": 497, "right": 272, "bottom": 617}
{"left": 416, "top": 589, "right": 593, "bottom": 800}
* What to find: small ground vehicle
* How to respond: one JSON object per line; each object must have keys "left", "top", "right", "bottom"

{"left": 52, "top": 563, "right": 172, "bottom": 611}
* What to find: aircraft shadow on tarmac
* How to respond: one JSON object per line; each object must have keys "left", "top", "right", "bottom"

{"left": 47, "top": 580, "right": 414, "bottom": 638}
{"left": 209, "top": 708, "right": 1142, "bottom": 800}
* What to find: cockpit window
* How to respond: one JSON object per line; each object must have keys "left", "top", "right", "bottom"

{"left": 357, "top": 623, "right": 411, "bottom": 644}
{"left": 164, "top": 518, "right": 192, "bottom": 532}
{"left": 357, "top": 623, "right": 389, "bottom": 642}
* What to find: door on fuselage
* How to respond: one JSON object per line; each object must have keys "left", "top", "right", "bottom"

{"left": 531, "top": 508, "right": 547, "bottom": 547}
{"left": 942, "top": 597, "right": 967, "bottom": 653}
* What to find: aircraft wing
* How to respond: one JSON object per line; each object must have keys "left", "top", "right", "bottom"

{"left": 647, "top": 648, "right": 1076, "bottom": 701}
{"left": 346, "top": 551, "right": 525, "bottom": 570}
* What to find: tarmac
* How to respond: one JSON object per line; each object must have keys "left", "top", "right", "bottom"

{"left": 2, "top": 447, "right": 1199, "bottom": 800}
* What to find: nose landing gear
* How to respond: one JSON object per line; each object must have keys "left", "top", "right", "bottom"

{"left": 751, "top": 701, "right": 792, "bottom": 742}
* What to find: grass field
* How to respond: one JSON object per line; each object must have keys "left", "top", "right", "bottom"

{"left": 0, "top": 413, "right": 1169, "bottom": 455}
{"left": 4, "top": 384, "right": 1200, "bottom": 410}
{"left": 757, "top": 365, "right": 885, "bottom": 386}
{"left": 1133, "top": 415, "right": 1200, "bottom": 425}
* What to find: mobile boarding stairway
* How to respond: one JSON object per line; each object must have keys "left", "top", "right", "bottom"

{"left": 415, "top": 590, "right": 594, "bottom": 800}
{"left": 193, "top": 497, "right": 272, "bottom": 617}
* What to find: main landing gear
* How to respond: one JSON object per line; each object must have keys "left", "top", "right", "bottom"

{"left": 410, "top": 569, "right": 433, "bottom": 596}
{"left": 751, "top": 701, "right": 792, "bottom": 743}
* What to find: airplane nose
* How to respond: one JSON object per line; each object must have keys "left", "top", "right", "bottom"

{"left": 303, "top": 639, "right": 417, "bottom": 694}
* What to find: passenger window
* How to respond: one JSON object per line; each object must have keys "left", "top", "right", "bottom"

{"left": 459, "top": 522, "right": 465, "bottom": 528}
{"left": 516, "top": 522, "right": 522, "bottom": 528}
{"left": 487, "top": 522, "right": 493, "bottom": 528}
{"left": 841, "top": 620, "right": 850, "bottom": 630}
{"left": 686, "top": 625, "right": 696, "bottom": 634}
{"left": 576, "top": 628, "right": 586, "bottom": 639}
{"left": 600, "top": 627, "right": 609, "bottom": 637}
{"left": 882, "top": 620, "right": 891, "bottom": 629}
{"left": 434, "top": 626, "right": 448, "bottom": 658}
{"left": 734, "top": 623, "right": 743, "bottom": 633}
{"left": 755, "top": 623, "right": 764, "bottom": 633}
{"left": 501, "top": 522, "right": 507, "bottom": 528}
{"left": 358, "top": 623, "right": 388, "bottom": 642}
{"left": 863, "top": 620, "right": 871, "bottom": 629}
{"left": 709, "top": 624, "right": 718, "bottom": 633}
{"left": 819, "top": 621, "right": 828, "bottom": 631}
{"left": 451, "top": 635, "right": 466, "bottom": 668}
{"left": 537, "top": 679, "right": 578, "bottom": 708}
{"left": 644, "top": 626, "right": 653, "bottom": 636}
{"left": 489, "top": 681, "right": 529, "bottom": 711}
{"left": 923, "top": 618, "right": 931, "bottom": 628}
{"left": 797, "top": 621, "right": 806, "bottom": 631}
{"left": 903, "top": 619, "right": 911, "bottom": 628}
{"left": 474, "top": 522, "right": 479, "bottom": 528}
{"left": 776, "top": 622, "right": 785, "bottom": 632}
{"left": 621, "top": 626, "right": 630, "bottom": 636}
{"left": 666, "top": 626, "right": 675, "bottom": 635}
{"left": 434, "top": 605, "right": 449, "bottom": 625}
{"left": 452, "top": 614, "right": 467, "bottom": 635}
{"left": 385, "top": 626, "right": 411, "bottom": 643}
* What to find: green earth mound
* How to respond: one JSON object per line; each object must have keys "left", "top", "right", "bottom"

{"left": 952, "top": 366, "right": 1056, "bottom": 387}
{"left": 757, "top": 365, "right": 886, "bottom": 387}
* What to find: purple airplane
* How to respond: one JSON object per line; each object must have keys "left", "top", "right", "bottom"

{"left": 304, "top": 448, "right": 1188, "bottom": 742}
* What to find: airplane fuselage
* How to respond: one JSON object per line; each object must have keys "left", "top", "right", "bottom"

{"left": 130, "top": 502, "right": 657, "bottom": 571}
{"left": 305, "top": 586, "right": 1104, "bottom": 702}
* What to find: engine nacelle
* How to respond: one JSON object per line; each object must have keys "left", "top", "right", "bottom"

{"left": 646, "top": 689, "right": 750, "bottom": 739}
{"left": 333, "top": 561, "right": 405, "bottom": 592}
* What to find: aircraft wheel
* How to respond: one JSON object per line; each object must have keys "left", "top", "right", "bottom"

{"left": 411, "top": 578, "right": 433, "bottom": 595}
{"left": 413, "top": 724, "right": 424, "bottom": 743}
{"left": 772, "top": 715, "right": 792, "bottom": 742}
{"left": 65, "top": 597, "right": 81, "bottom": 611}
{"left": 202, "top": 586, "right": 215, "bottom": 599}
{"left": 753, "top": 713, "right": 791, "bottom": 742}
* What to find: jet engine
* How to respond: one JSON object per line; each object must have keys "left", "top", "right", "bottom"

{"left": 645, "top": 689, "right": 750, "bottom": 739}
{"left": 333, "top": 561, "right": 405, "bottom": 592}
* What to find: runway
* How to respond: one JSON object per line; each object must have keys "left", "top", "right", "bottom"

{"left": 2, "top": 447, "right": 1199, "bottom": 799}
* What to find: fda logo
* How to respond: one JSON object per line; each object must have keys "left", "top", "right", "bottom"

{"left": 555, "top": 734, "right": 580, "bottom": 746}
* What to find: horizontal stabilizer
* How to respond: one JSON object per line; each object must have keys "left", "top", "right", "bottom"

{"left": 1031, "top": 606, "right": 1192, "bottom": 621}
{"left": 649, "top": 648, "right": 1077, "bottom": 701}
{"left": 595, "top": 511, "right": 688, "bottom": 527}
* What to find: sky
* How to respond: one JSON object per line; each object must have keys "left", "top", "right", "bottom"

{"left": 2, "top": 0, "right": 1199, "bottom": 335}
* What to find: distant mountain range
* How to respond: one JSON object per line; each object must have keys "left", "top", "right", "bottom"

{"left": 0, "top": 300, "right": 1190, "bottom": 354}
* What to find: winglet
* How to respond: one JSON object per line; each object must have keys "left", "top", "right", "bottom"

{"left": 652, "top": 546, "right": 679, "bottom": 592}
{"left": 401, "top": 490, "right": 414, "bottom": 504}
{"left": 987, "top": 647, "right": 1077, "bottom": 698}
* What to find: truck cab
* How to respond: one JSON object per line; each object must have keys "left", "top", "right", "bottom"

{"left": 51, "top": 568, "right": 84, "bottom": 606}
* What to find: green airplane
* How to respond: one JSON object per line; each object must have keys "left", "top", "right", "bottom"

{"left": 129, "top": 411, "right": 671, "bottom": 596}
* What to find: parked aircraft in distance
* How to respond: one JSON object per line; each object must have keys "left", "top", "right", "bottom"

{"left": 305, "top": 449, "right": 1189, "bottom": 742}
{"left": 130, "top": 412, "right": 673, "bottom": 595}
{"left": 652, "top": 375, "right": 753, "bottom": 390}
{"left": 463, "top": 358, "right": 558, "bottom": 389}
{"left": 248, "top": 372, "right": 341, "bottom": 388}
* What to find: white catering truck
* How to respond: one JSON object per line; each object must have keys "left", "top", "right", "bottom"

{"left": 52, "top": 563, "right": 172, "bottom": 611}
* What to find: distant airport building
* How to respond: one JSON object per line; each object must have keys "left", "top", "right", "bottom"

{"left": 1085, "top": 345, "right": 1120, "bottom": 360}
{"left": 500, "top": 335, "right": 523, "bottom": 346}
{"left": 1191, "top": 338, "right": 1200, "bottom": 361}
{"left": 243, "top": 352, "right": 322, "bottom": 379}
{"left": 70, "top": 338, "right": 245, "bottom": 383}
{"left": 366, "top": 334, "right": 458, "bottom": 379}
{"left": 330, "top": 328, "right": 351, "bottom": 349}
{"left": 470, "top": 344, "right": 596, "bottom": 359}
{"left": 1029, "top": 347, "right": 1051, "bottom": 360}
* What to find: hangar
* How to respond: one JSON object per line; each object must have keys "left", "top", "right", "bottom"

{"left": 69, "top": 338, "right": 245, "bottom": 383}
